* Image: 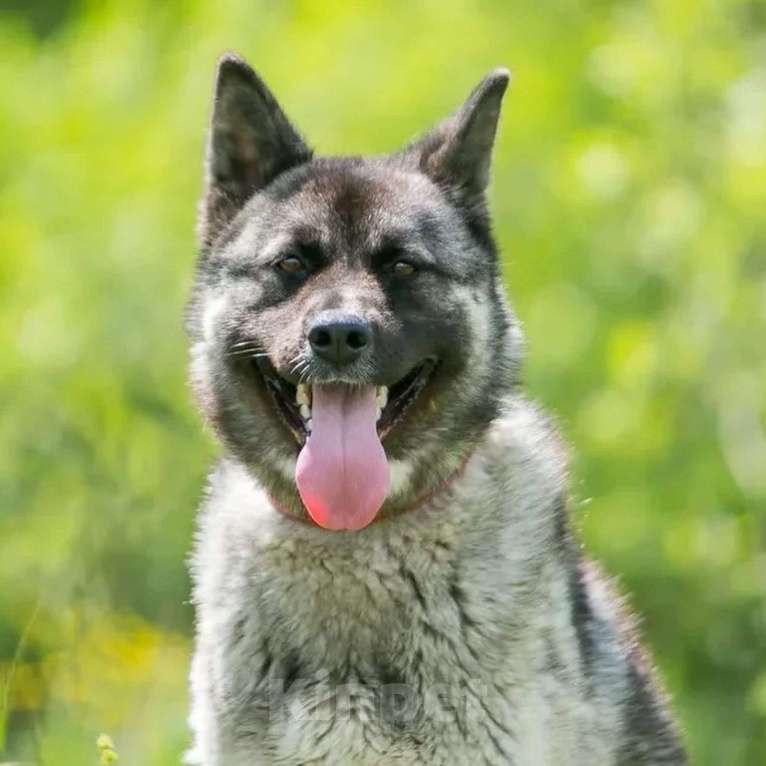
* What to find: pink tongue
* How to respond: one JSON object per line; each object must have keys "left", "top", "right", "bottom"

{"left": 295, "top": 384, "right": 390, "bottom": 531}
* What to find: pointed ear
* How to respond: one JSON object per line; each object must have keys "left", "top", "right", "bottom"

{"left": 403, "top": 68, "right": 510, "bottom": 210}
{"left": 199, "top": 53, "right": 312, "bottom": 250}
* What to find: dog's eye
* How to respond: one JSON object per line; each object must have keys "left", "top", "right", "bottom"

{"left": 276, "top": 255, "right": 306, "bottom": 275}
{"left": 391, "top": 260, "right": 417, "bottom": 278}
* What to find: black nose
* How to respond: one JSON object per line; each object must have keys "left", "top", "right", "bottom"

{"left": 308, "top": 314, "right": 371, "bottom": 366}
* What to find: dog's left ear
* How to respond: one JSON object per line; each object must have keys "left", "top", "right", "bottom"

{"left": 199, "top": 53, "right": 312, "bottom": 250}
{"left": 402, "top": 68, "right": 510, "bottom": 210}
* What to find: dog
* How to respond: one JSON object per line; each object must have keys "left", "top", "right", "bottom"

{"left": 185, "top": 53, "right": 688, "bottom": 765}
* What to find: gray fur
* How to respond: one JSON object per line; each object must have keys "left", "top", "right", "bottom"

{"left": 186, "top": 54, "right": 687, "bottom": 765}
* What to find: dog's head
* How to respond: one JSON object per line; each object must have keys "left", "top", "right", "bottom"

{"left": 189, "top": 54, "right": 522, "bottom": 529}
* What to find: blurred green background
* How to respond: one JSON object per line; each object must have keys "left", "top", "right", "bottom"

{"left": 1, "top": 0, "right": 764, "bottom": 763}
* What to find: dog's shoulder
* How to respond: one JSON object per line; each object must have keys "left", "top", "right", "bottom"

{"left": 484, "top": 394, "right": 568, "bottom": 485}
{"left": 576, "top": 559, "right": 689, "bottom": 764}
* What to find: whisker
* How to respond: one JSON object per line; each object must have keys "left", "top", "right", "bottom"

{"left": 226, "top": 348, "right": 270, "bottom": 359}
{"left": 297, "top": 365, "right": 311, "bottom": 384}
{"left": 290, "top": 358, "right": 313, "bottom": 383}
{"left": 229, "top": 340, "right": 264, "bottom": 349}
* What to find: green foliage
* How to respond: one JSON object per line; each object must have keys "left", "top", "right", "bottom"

{"left": 97, "top": 733, "right": 119, "bottom": 764}
{"left": 0, "top": 1, "right": 764, "bottom": 764}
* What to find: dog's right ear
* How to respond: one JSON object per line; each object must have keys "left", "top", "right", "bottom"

{"left": 199, "top": 54, "right": 312, "bottom": 250}
{"left": 398, "top": 69, "right": 510, "bottom": 216}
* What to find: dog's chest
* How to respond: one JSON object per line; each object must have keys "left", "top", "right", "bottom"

{"left": 215, "top": 523, "right": 540, "bottom": 764}
{"left": 194, "top": 458, "right": 620, "bottom": 765}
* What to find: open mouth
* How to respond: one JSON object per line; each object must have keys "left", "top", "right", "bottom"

{"left": 251, "top": 357, "right": 437, "bottom": 445}
{"left": 242, "top": 356, "right": 438, "bottom": 530}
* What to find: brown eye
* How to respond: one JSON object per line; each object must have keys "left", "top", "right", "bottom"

{"left": 277, "top": 255, "right": 305, "bottom": 275}
{"left": 392, "top": 260, "right": 416, "bottom": 278}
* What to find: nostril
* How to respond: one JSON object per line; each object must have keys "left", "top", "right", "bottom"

{"left": 309, "top": 327, "right": 332, "bottom": 348}
{"left": 346, "top": 330, "right": 368, "bottom": 350}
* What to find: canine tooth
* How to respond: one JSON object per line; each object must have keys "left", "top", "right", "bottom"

{"left": 375, "top": 407, "right": 382, "bottom": 422}
{"left": 306, "top": 418, "right": 312, "bottom": 434}
{"left": 296, "top": 384, "right": 310, "bottom": 408}
{"left": 300, "top": 404, "right": 311, "bottom": 420}
{"left": 375, "top": 386, "right": 388, "bottom": 409}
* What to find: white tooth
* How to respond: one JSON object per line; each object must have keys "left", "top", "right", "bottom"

{"left": 300, "top": 404, "right": 311, "bottom": 420}
{"left": 296, "top": 384, "right": 310, "bottom": 408}
{"left": 375, "top": 407, "right": 382, "bottom": 422}
{"left": 306, "top": 418, "right": 312, "bottom": 434}
{"left": 375, "top": 386, "right": 388, "bottom": 409}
